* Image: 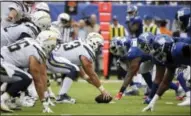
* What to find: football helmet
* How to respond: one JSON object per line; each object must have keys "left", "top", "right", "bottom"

{"left": 86, "top": 32, "right": 104, "bottom": 51}
{"left": 57, "top": 13, "right": 71, "bottom": 27}
{"left": 36, "top": 30, "right": 61, "bottom": 54}
{"left": 35, "top": 2, "right": 50, "bottom": 13}
{"left": 137, "top": 32, "right": 155, "bottom": 54}
{"left": 152, "top": 34, "right": 174, "bottom": 63}
{"left": 175, "top": 7, "right": 191, "bottom": 32}
{"left": 31, "top": 11, "right": 51, "bottom": 31}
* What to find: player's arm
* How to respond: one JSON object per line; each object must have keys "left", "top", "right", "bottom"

{"left": 120, "top": 57, "right": 141, "bottom": 93}
{"left": 79, "top": 66, "right": 93, "bottom": 84}
{"left": 29, "top": 56, "right": 46, "bottom": 101}
{"left": 29, "top": 56, "right": 53, "bottom": 113}
{"left": 142, "top": 66, "right": 176, "bottom": 112}
{"left": 80, "top": 55, "right": 110, "bottom": 97}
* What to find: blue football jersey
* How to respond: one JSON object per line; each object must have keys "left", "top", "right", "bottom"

{"left": 170, "top": 42, "right": 191, "bottom": 66}
{"left": 120, "top": 47, "right": 152, "bottom": 64}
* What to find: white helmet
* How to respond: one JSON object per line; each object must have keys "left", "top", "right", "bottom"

{"left": 86, "top": 32, "right": 104, "bottom": 51}
{"left": 35, "top": 2, "right": 50, "bottom": 13}
{"left": 31, "top": 11, "right": 51, "bottom": 31}
{"left": 36, "top": 30, "right": 61, "bottom": 54}
{"left": 57, "top": 13, "right": 71, "bottom": 27}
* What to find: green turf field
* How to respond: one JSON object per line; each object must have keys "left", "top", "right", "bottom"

{"left": 1, "top": 79, "right": 190, "bottom": 115}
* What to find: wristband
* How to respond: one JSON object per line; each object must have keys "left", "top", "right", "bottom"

{"left": 98, "top": 85, "right": 105, "bottom": 92}
{"left": 83, "top": 75, "right": 89, "bottom": 80}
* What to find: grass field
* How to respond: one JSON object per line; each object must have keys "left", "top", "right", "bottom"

{"left": 1, "top": 78, "right": 190, "bottom": 115}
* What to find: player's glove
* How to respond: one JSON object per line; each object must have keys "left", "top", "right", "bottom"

{"left": 142, "top": 103, "right": 154, "bottom": 112}
{"left": 42, "top": 100, "right": 53, "bottom": 113}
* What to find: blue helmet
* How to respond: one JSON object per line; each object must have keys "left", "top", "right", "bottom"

{"left": 175, "top": 7, "right": 191, "bottom": 32}
{"left": 110, "top": 37, "right": 126, "bottom": 56}
{"left": 152, "top": 34, "right": 174, "bottom": 63}
{"left": 137, "top": 32, "right": 155, "bottom": 54}
{"left": 126, "top": 5, "right": 138, "bottom": 20}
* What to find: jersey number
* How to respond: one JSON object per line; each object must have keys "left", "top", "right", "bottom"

{"left": 63, "top": 41, "right": 81, "bottom": 51}
{"left": 8, "top": 41, "right": 30, "bottom": 52}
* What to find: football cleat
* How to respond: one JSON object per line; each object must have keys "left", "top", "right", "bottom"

{"left": 114, "top": 92, "right": 123, "bottom": 100}
{"left": 124, "top": 89, "right": 140, "bottom": 96}
{"left": 177, "top": 96, "right": 191, "bottom": 106}
{"left": 56, "top": 94, "right": 76, "bottom": 104}
{"left": 19, "top": 96, "right": 35, "bottom": 107}
{"left": 0, "top": 100, "right": 14, "bottom": 113}
{"left": 6, "top": 98, "right": 22, "bottom": 110}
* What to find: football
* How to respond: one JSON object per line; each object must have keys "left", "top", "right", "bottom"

{"left": 95, "top": 94, "right": 113, "bottom": 103}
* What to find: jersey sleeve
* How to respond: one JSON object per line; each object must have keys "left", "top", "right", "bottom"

{"left": 126, "top": 47, "right": 142, "bottom": 60}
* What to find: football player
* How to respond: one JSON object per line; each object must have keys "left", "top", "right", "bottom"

{"left": 1, "top": 11, "right": 51, "bottom": 47}
{"left": 0, "top": 30, "right": 60, "bottom": 113}
{"left": 111, "top": 34, "right": 153, "bottom": 100}
{"left": 141, "top": 34, "right": 191, "bottom": 112}
{"left": 48, "top": 32, "right": 112, "bottom": 103}
{"left": 1, "top": 1, "right": 35, "bottom": 28}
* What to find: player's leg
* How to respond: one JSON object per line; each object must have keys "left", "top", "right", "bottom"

{"left": 47, "top": 55, "right": 79, "bottom": 104}
{"left": 0, "top": 66, "right": 32, "bottom": 112}
{"left": 178, "top": 66, "right": 190, "bottom": 106}
{"left": 144, "top": 64, "right": 165, "bottom": 104}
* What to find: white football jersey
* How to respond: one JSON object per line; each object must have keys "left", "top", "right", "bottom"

{"left": 1, "top": 2, "right": 32, "bottom": 27}
{"left": 1, "top": 38, "right": 46, "bottom": 68}
{"left": 1, "top": 22, "right": 40, "bottom": 47}
{"left": 51, "top": 40, "right": 95, "bottom": 66}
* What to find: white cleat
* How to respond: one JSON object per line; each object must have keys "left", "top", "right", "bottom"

{"left": 0, "top": 100, "right": 14, "bottom": 113}
{"left": 19, "top": 96, "right": 35, "bottom": 107}
{"left": 177, "top": 97, "right": 191, "bottom": 106}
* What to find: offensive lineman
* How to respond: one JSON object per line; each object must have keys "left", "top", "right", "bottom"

{"left": 48, "top": 32, "right": 112, "bottom": 103}
{"left": 1, "top": 11, "right": 51, "bottom": 47}
{"left": 0, "top": 30, "right": 60, "bottom": 113}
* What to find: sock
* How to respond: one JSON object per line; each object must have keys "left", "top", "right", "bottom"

{"left": 1, "top": 92, "right": 10, "bottom": 101}
{"left": 149, "top": 82, "right": 159, "bottom": 99}
{"left": 177, "top": 73, "right": 189, "bottom": 92}
{"left": 119, "top": 86, "right": 126, "bottom": 93}
{"left": 27, "top": 81, "right": 38, "bottom": 98}
{"left": 141, "top": 72, "right": 153, "bottom": 89}
{"left": 59, "top": 77, "right": 73, "bottom": 95}
{"left": 1, "top": 82, "right": 7, "bottom": 92}
{"left": 169, "top": 82, "right": 178, "bottom": 91}
{"left": 186, "top": 91, "right": 190, "bottom": 97}
{"left": 131, "top": 84, "right": 138, "bottom": 91}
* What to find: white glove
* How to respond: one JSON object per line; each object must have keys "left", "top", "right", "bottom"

{"left": 42, "top": 101, "right": 53, "bottom": 113}
{"left": 47, "top": 97, "right": 55, "bottom": 106}
{"left": 142, "top": 103, "right": 154, "bottom": 112}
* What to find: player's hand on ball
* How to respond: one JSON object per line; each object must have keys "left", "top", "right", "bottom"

{"left": 102, "top": 90, "right": 112, "bottom": 101}
{"left": 42, "top": 101, "right": 53, "bottom": 113}
{"left": 95, "top": 90, "right": 112, "bottom": 103}
{"left": 142, "top": 104, "right": 154, "bottom": 112}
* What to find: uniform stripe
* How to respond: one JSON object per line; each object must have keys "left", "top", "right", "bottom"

{"left": 48, "top": 53, "right": 73, "bottom": 70}
{"left": 33, "top": 45, "right": 46, "bottom": 63}
{"left": 83, "top": 45, "right": 96, "bottom": 61}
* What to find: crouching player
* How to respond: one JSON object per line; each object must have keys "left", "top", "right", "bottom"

{"left": 0, "top": 30, "right": 60, "bottom": 113}
{"left": 48, "top": 32, "right": 112, "bottom": 103}
{"left": 141, "top": 34, "right": 191, "bottom": 112}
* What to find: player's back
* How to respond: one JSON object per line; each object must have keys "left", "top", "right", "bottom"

{"left": 1, "top": 38, "right": 46, "bottom": 68}
{"left": 171, "top": 42, "right": 190, "bottom": 66}
{"left": 52, "top": 40, "right": 95, "bottom": 66}
{"left": 1, "top": 22, "right": 40, "bottom": 47}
